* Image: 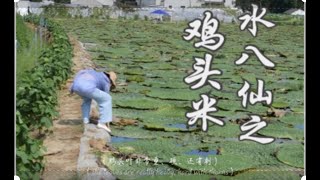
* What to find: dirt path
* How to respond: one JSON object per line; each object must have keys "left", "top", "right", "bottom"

{"left": 41, "top": 36, "right": 96, "bottom": 179}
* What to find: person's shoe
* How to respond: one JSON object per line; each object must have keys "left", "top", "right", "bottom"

{"left": 83, "top": 118, "right": 89, "bottom": 124}
{"left": 97, "top": 123, "right": 112, "bottom": 133}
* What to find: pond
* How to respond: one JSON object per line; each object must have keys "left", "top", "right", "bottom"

{"left": 57, "top": 17, "right": 304, "bottom": 179}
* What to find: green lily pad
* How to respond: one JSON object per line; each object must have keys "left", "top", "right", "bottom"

{"left": 214, "top": 111, "right": 249, "bottom": 122}
{"left": 209, "top": 91, "right": 239, "bottom": 101}
{"left": 211, "top": 141, "right": 283, "bottom": 166}
{"left": 276, "top": 144, "right": 304, "bottom": 168}
{"left": 126, "top": 75, "right": 145, "bottom": 83}
{"left": 104, "top": 47, "right": 133, "bottom": 58}
{"left": 279, "top": 113, "right": 304, "bottom": 125}
{"left": 123, "top": 69, "right": 145, "bottom": 75}
{"left": 217, "top": 169, "right": 301, "bottom": 180}
{"left": 132, "top": 57, "right": 158, "bottom": 63}
{"left": 136, "top": 106, "right": 188, "bottom": 124}
{"left": 138, "top": 174, "right": 215, "bottom": 180}
{"left": 145, "top": 70, "right": 186, "bottom": 79}
{"left": 259, "top": 122, "right": 303, "bottom": 140}
{"left": 206, "top": 122, "right": 240, "bottom": 138}
{"left": 245, "top": 104, "right": 269, "bottom": 114}
{"left": 112, "top": 92, "right": 147, "bottom": 99}
{"left": 290, "top": 106, "right": 304, "bottom": 113}
{"left": 95, "top": 54, "right": 106, "bottom": 60}
{"left": 272, "top": 101, "right": 289, "bottom": 109}
{"left": 112, "top": 125, "right": 178, "bottom": 139}
{"left": 142, "top": 79, "right": 187, "bottom": 89}
{"left": 124, "top": 83, "right": 152, "bottom": 94}
{"left": 113, "top": 105, "right": 187, "bottom": 124}
{"left": 146, "top": 88, "right": 200, "bottom": 101}
{"left": 141, "top": 63, "right": 177, "bottom": 70}
{"left": 143, "top": 122, "right": 198, "bottom": 132}
{"left": 282, "top": 91, "right": 304, "bottom": 107}
{"left": 115, "top": 98, "right": 167, "bottom": 110}
{"left": 278, "top": 71, "right": 303, "bottom": 81}
{"left": 269, "top": 80, "right": 303, "bottom": 92}
{"left": 216, "top": 100, "right": 242, "bottom": 112}
{"left": 111, "top": 138, "right": 190, "bottom": 161}
{"left": 177, "top": 138, "right": 282, "bottom": 169}
{"left": 230, "top": 76, "right": 243, "bottom": 84}
{"left": 113, "top": 108, "right": 153, "bottom": 120}
{"left": 143, "top": 123, "right": 182, "bottom": 132}
{"left": 214, "top": 110, "right": 238, "bottom": 118}
{"left": 174, "top": 154, "right": 255, "bottom": 175}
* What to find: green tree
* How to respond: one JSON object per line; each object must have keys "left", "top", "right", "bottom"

{"left": 54, "top": 0, "right": 71, "bottom": 3}
{"left": 115, "top": 0, "right": 137, "bottom": 12}
{"left": 16, "top": 14, "right": 31, "bottom": 50}
{"left": 235, "top": 0, "right": 260, "bottom": 11}
{"left": 236, "top": 0, "right": 304, "bottom": 13}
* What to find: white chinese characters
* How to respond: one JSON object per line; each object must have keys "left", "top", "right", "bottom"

{"left": 186, "top": 94, "right": 224, "bottom": 132}
{"left": 237, "top": 79, "right": 272, "bottom": 108}
{"left": 182, "top": 6, "right": 276, "bottom": 145}
{"left": 238, "top": 4, "right": 275, "bottom": 37}
{"left": 235, "top": 45, "right": 275, "bottom": 68}
{"left": 239, "top": 115, "right": 275, "bottom": 144}
{"left": 183, "top": 11, "right": 225, "bottom": 51}
{"left": 183, "top": 11, "right": 224, "bottom": 133}
{"left": 235, "top": 4, "right": 275, "bottom": 144}
{"left": 184, "top": 53, "right": 222, "bottom": 90}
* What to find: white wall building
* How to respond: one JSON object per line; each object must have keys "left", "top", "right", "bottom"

{"left": 97, "top": 0, "right": 115, "bottom": 7}
{"left": 291, "top": 9, "right": 305, "bottom": 16}
{"left": 284, "top": 8, "right": 305, "bottom": 16}
{"left": 224, "top": 0, "right": 235, "bottom": 8}
{"left": 71, "top": 0, "right": 115, "bottom": 7}
{"left": 136, "top": 0, "right": 156, "bottom": 7}
{"left": 136, "top": 0, "right": 235, "bottom": 8}
{"left": 163, "top": 0, "right": 202, "bottom": 8}
{"left": 16, "top": 0, "right": 53, "bottom": 16}
{"left": 42, "top": 0, "right": 54, "bottom": 5}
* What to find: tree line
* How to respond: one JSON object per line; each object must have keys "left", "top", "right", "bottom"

{"left": 236, "top": 0, "right": 304, "bottom": 13}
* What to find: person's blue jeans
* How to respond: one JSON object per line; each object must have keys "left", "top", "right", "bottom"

{"left": 78, "top": 88, "right": 112, "bottom": 124}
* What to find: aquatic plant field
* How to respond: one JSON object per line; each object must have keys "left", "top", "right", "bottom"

{"left": 56, "top": 17, "right": 304, "bottom": 179}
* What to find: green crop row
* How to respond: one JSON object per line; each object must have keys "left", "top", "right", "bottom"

{"left": 16, "top": 15, "right": 73, "bottom": 179}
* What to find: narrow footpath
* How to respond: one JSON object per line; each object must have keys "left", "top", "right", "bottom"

{"left": 41, "top": 36, "right": 99, "bottom": 179}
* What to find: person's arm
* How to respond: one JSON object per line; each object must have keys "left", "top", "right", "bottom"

{"left": 102, "top": 81, "right": 111, "bottom": 93}
{"left": 102, "top": 85, "right": 108, "bottom": 93}
{"left": 69, "top": 83, "right": 74, "bottom": 94}
{"left": 102, "top": 74, "right": 111, "bottom": 93}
